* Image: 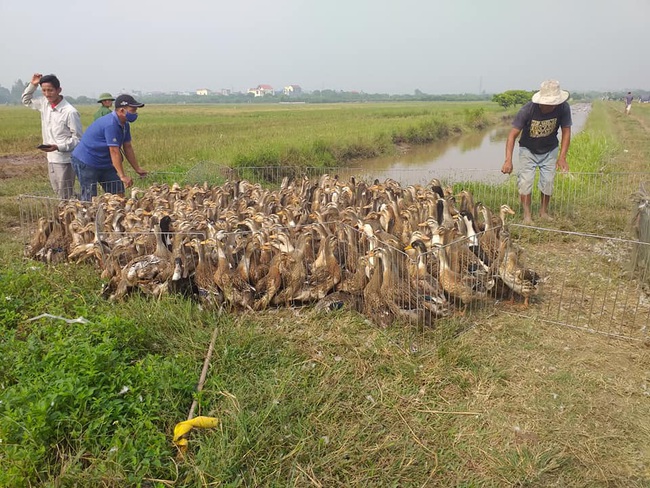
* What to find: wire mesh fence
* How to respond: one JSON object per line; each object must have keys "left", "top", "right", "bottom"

{"left": 178, "top": 163, "right": 643, "bottom": 225}
{"left": 22, "top": 170, "right": 189, "bottom": 199}
{"left": 22, "top": 163, "right": 643, "bottom": 225}
{"left": 500, "top": 225, "right": 650, "bottom": 341}
{"left": 17, "top": 168, "right": 650, "bottom": 341}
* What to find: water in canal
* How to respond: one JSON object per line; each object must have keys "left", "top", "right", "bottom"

{"left": 353, "top": 103, "right": 591, "bottom": 185}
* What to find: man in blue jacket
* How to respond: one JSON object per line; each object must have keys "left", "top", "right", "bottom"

{"left": 72, "top": 94, "right": 148, "bottom": 201}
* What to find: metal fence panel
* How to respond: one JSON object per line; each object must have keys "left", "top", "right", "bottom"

{"left": 16, "top": 168, "right": 650, "bottom": 341}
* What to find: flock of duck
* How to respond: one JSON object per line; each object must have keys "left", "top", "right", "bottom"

{"left": 26, "top": 175, "right": 545, "bottom": 326}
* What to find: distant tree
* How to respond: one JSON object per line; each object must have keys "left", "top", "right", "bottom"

{"left": 492, "top": 93, "right": 513, "bottom": 108}
{"left": 0, "top": 85, "right": 11, "bottom": 104}
{"left": 492, "top": 89, "right": 534, "bottom": 109}
{"left": 70, "top": 95, "right": 93, "bottom": 105}
{"left": 11, "top": 79, "right": 27, "bottom": 104}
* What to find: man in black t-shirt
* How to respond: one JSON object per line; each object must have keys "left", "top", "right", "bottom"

{"left": 501, "top": 80, "right": 572, "bottom": 224}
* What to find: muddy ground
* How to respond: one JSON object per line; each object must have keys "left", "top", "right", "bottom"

{"left": 0, "top": 153, "right": 47, "bottom": 180}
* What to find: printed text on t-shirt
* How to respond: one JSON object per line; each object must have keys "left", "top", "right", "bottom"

{"left": 530, "top": 118, "right": 558, "bottom": 138}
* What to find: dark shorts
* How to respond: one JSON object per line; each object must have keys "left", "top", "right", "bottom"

{"left": 71, "top": 155, "right": 124, "bottom": 202}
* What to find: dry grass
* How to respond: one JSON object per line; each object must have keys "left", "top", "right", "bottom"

{"left": 503, "top": 225, "right": 650, "bottom": 340}
{"left": 466, "top": 314, "right": 650, "bottom": 485}
{"left": 175, "top": 307, "right": 650, "bottom": 486}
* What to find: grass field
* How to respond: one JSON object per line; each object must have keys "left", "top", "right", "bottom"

{"left": 0, "top": 102, "right": 499, "bottom": 171}
{"left": 1, "top": 101, "right": 650, "bottom": 487}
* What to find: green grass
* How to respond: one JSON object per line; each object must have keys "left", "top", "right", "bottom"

{"left": 1, "top": 102, "right": 500, "bottom": 172}
{"left": 2, "top": 263, "right": 599, "bottom": 487}
{"left": 450, "top": 102, "right": 632, "bottom": 234}
{"left": 0, "top": 263, "right": 197, "bottom": 485}
{"left": 1, "top": 101, "right": 650, "bottom": 486}
{"left": 569, "top": 101, "right": 620, "bottom": 173}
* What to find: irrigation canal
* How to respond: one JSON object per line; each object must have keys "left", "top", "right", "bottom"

{"left": 357, "top": 103, "right": 591, "bottom": 185}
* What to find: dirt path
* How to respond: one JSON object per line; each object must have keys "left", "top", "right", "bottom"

{"left": 628, "top": 102, "right": 650, "bottom": 135}
{"left": 630, "top": 113, "right": 650, "bottom": 134}
{"left": 0, "top": 153, "right": 47, "bottom": 180}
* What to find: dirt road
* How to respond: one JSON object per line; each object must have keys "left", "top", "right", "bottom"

{"left": 0, "top": 153, "right": 46, "bottom": 180}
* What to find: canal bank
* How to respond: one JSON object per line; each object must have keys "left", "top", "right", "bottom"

{"left": 355, "top": 103, "right": 591, "bottom": 185}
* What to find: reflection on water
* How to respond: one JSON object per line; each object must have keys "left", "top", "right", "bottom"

{"left": 489, "top": 126, "right": 513, "bottom": 144}
{"left": 357, "top": 103, "right": 591, "bottom": 185}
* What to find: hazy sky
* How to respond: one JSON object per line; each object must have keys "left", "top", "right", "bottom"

{"left": 1, "top": 0, "right": 648, "bottom": 97}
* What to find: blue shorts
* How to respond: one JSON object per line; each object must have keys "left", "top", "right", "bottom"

{"left": 71, "top": 155, "right": 124, "bottom": 202}
{"left": 517, "top": 146, "right": 559, "bottom": 196}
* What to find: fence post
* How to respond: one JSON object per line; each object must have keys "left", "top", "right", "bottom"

{"left": 631, "top": 181, "right": 650, "bottom": 282}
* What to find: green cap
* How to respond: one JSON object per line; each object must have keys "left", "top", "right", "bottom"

{"left": 97, "top": 92, "right": 115, "bottom": 102}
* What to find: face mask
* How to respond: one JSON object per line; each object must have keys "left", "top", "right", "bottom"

{"left": 125, "top": 111, "right": 138, "bottom": 123}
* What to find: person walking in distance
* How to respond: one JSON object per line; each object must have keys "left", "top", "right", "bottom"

{"left": 22, "top": 73, "right": 82, "bottom": 199}
{"left": 625, "top": 91, "right": 633, "bottom": 115}
{"left": 501, "top": 80, "right": 572, "bottom": 224}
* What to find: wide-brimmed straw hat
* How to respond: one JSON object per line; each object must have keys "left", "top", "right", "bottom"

{"left": 97, "top": 92, "right": 115, "bottom": 103}
{"left": 531, "top": 80, "right": 569, "bottom": 105}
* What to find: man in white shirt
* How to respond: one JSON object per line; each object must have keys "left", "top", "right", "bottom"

{"left": 22, "top": 73, "right": 83, "bottom": 199}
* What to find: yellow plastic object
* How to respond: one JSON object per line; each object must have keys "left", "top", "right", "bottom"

{"left": 173, "top": 416, "right": 219, "bottom": 453}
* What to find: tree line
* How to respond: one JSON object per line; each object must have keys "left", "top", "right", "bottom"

{"left": 491, "top": 89, "right": 650, "bottom": 108}
{"left": 1, "top": 79, "right": 648, "bottom": 106}
{"left": 0, "top": 80, "right": 493, "bottom": 105}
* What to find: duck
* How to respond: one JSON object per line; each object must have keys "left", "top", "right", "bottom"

{"left": 403, "top": 239, "right": 449, "bottom": 317}
{"left": 496, "top": 237, "right": 545, "bottom": 307}
{"left": 475, "top": 202, "right": 503, "bottom": 264}
{"left": 362, "top": 248, "right": 393, "bottom": 327}
{"left": 338, "top": 254, "right": 372, "bottom": 296}
{"left": 457, "top": 210, "right": 491, "bottom": 267}
{"left": 169, "top": 256, "right": 199, "bottom": 298}
{"left": 437, "top": 226, "right": 490, "bottom": 280}
{"left": 212, "top": 235, "right": 254, "bottom": 310}
{"left": 247, "top": 231, "right": 272, "bottom": 287}
{"left": 185, "top": 238, "right": 223, "bottom": 309}
{"left": 367, "top": 246, "right": 448, "bottom": 326}
{"left": 67, "top": 205, "right": 110, "bottom": 265}
{"left": 111, "top": 217, "right": 175, "bottom": 301}
{"left": 498, "top": 204, "right": 516, "bottom": 229}
{"left": 26, "top": 217, "right": 54, "bottom": 258}
{"left": 334, "top": 221, "right": 360, "bottom": 278}
{"left": 270, "top": 231, "right": 310, "bottom": 307}
{"left": 405, "top": 231, "right": 438, "bottom": 278}
{"left": 429, "top": 178, "right": 445, "bottom": 199}
{"left": 295, "top": 232, "right": 342, "bottom": 302}
{"left": 36, "top": 219, "right": 69, "bottom": 264}
{"left": 313, "top": 290, "right": 363, "bottom": 313}
{"left": 100, "top": 235, "right": 140, "bottom": 283}
{"left": 434, "top": 242, "right": 494, "bottom": 310}
{"left": 458, "top": 189, "right": 477, "bottom": 220}
{"left": 253, "top": 231, "right": 309, "bottom": 310}
{"left": 129, "top": 215, "right": 173, "bottom": 258}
